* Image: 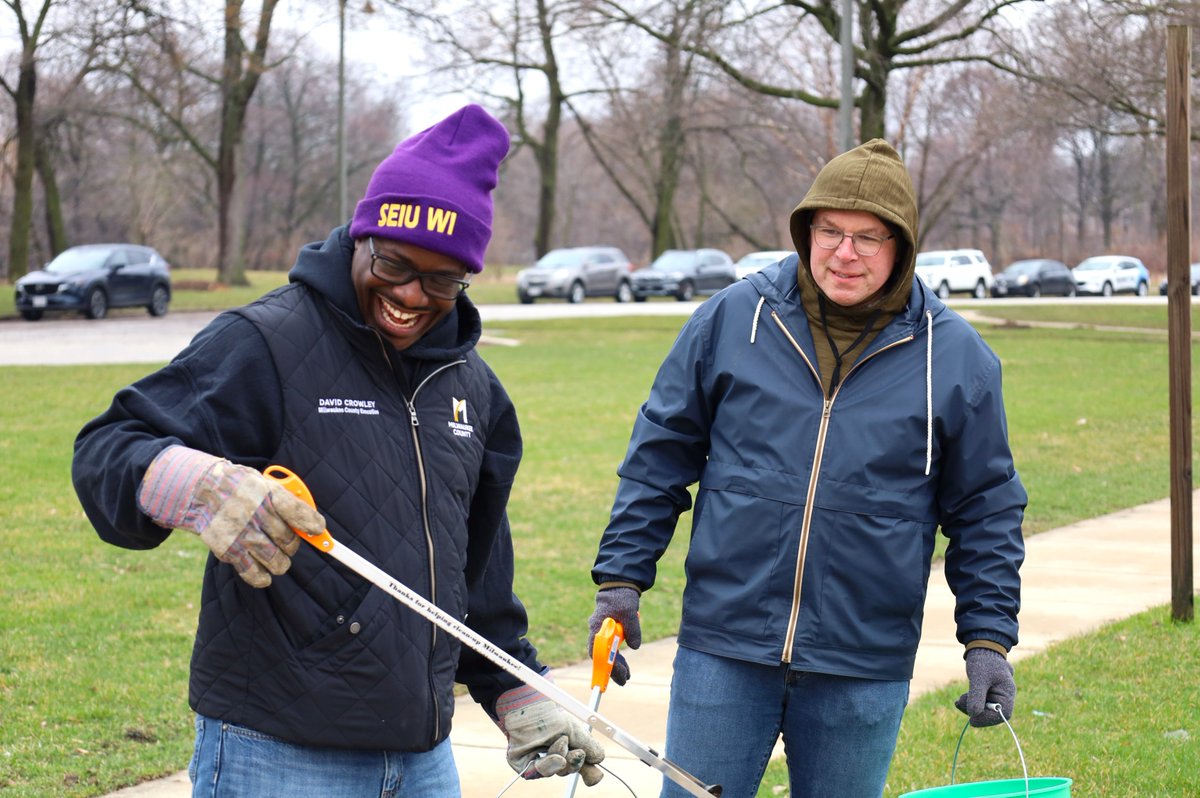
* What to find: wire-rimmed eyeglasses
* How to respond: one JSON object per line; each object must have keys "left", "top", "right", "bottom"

{"left": 810, "top": 224, "right": 895, "bottom": 257}
{"left": 368, "top": 237, "right": 471, "bottom": 301}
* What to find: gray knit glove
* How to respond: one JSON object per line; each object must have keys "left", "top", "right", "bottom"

{"left": 587, "top": 586, "right": 641, "bottom": 686}
{"left": 956, "top": 648, "right": 1016, "bottom": 727}
{"left": 137, "top": 446, "right": 325, "bottom": 588}
{"left": 495, "top": 680, "right": 605, "bottom": 785}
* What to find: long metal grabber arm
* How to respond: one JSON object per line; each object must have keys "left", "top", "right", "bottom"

{"left": 264, "top": 465, "right": 722, "bottom": 798}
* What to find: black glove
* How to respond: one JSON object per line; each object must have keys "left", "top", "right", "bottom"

{"left": 955, "top": 648, "right": 1015, "bottom": 727}
{"left": 587, "top": 586, "right": 641, "bottom": 686}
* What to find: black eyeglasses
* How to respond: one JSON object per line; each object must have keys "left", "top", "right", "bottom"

{"left": 810, "top": 224, "right": 895, "bottom": 257}
{"left": 367, "top": 237, "right": 471, "bottom": 301}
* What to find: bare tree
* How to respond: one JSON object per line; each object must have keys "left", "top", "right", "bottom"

{"left": 101, "top": 0, "right": 284, "bottom": 285}
{"left": 0, "top": 0, "right": 54, "bottom": 281}
{"left": 589, "top": 0, "right": 1040, "bottom": 143}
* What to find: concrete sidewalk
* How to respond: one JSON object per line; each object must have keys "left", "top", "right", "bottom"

{"left": 101, "top": 493, "right": 1199, "bottom": 798}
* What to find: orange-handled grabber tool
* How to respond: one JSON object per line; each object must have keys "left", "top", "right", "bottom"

{"left": 563, "top": 617, "right": 624, "bottom": 797}
{"left": 264, "top": 465, "right": 721, "bottom": 798}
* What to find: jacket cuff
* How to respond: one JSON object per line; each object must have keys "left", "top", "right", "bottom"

{"left": 597, "top": 580, "right": 643, "bottom": 595}
{"left": 964, "top": 639, "right": 1009, "bottom": 659}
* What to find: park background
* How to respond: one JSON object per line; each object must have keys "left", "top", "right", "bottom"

{"left": 1, "top": 0, "right": 1199, "bottom": 796}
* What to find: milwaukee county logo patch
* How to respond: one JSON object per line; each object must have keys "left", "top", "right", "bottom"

{"left": 449, "top": 397, "right": 474, "bottom": 439}
{"left": 317, "top": 396, "right": 380, "bottom": 416}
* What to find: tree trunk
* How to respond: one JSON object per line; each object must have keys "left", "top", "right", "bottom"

{"left": 7, "top": 55, "right": 37, "bottom": 281}
{"left": 35, "top": 129, "right": 67, "bottom": 255}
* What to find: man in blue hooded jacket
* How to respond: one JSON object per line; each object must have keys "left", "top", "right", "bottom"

{"left": 587, "top": 139, "right": 1026, "bottom": 797}
{"left": 73, "top": 104, "right": 604, "bottom": 796}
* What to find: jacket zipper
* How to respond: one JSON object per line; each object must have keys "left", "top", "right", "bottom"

{"left": 769, "top": 310, "right": 914, "bottom": 662}
{"left": 372, "top": 330, "right": 467, "bottom": 744}
{"left": 405, "top": 359, "right": 467, "bottom": 742}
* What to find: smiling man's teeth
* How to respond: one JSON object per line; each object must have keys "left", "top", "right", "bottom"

{"left": 380, "top": 297, "right": 418, "bottom": 324}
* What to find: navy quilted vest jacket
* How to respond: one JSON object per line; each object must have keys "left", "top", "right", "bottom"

{"left": 185, "top": 283, "right": 498, "bottom": 750}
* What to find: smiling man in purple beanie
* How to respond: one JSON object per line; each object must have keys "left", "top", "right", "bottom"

{"left": 72, "top": 104, "right": 605, "bottom": 796}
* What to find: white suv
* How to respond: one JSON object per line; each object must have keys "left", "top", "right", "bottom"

{"left": 915, "top": 249, "right": 994, "bottom": 299}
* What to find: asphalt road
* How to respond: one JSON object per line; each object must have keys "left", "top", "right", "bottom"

{"left": 0, "top": 295, "right": 1168, "bottom": 366}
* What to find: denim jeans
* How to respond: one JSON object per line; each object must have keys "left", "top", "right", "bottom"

{"left": 189, "top": 715, "right": 460, "bottom": 797}
{"left": 661, "top": 647, "right": 909, "bottom": 798}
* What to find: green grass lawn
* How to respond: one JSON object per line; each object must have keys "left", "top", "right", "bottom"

{"left": 0, "top": 304, "right": 1196, "bottom": 796}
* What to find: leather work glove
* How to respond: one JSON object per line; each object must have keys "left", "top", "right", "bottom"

{"left": 587, "top": 586, "right": 641, "bottom": 686}
{"left": 494, "top": 679, "right": 605, "bottom": 785}
{"left": 955, "top": 648, "right": 1016, "bottom": 727}
{"left": 137, "top": 445, "right": 325, "bottom": 588}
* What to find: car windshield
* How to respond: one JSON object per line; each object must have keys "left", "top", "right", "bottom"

{"left": 534, "top": 249, "right": 588, "bottom": 269}
{"left": 738, "top": 253, "right": 784, "bottom": 268}
{"left": 649, "top": 251, "right": 695, "bottom": 271}
{"left": 1074, "top": 259, "right": 1113, "bottom": 271}
{"left": 915, "top": 254, "right": 944, "bottom": 267}
{"left": 45, "top": 248, "right": 113, "bottom": 274}
{"left": 1003, "top": 261, "right": 1042, "bottom": 276}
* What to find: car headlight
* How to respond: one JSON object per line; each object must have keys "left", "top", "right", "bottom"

{"left": 1016, "top": 275, "right": 1028, "bottom": 285}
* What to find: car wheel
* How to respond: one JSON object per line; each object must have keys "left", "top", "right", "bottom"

{"left": 675, "top": 281, "right": 695, "bottom": 301}
{"left": 567, "top": 281, "right": 586, "bottom": 304}
{"left": 972, "top": 280, "right": 986, "bottom": 299}
{"left": 615, "top": 281, "right": 633, "bottom": 303}
{"left": 1193, "top": 283, "right": 1200, "bottom": 297}
{"left": 517, "top": 289, "right": 534, "bottom": 305}
{"left": 633, "top": 295, "right": 647, "bottom": 302}
{"left": 20, "top": 309, "right": 43, "bottom": 321}
{"left": 937, "top": 282, "right": 951, "bottom": 300}
{"left": 147, "top": 285, "right": 170, "bottom": 316}
{"left": 1136, "top": 281, "right": 1148, "bottom": 297}
{"left": 1030, "top": 284, "right": 1041, "bottom": 298}
{"left": 1101, "top": 282, "right": 1113, "bottom": 297}
{"left": 1067, "top": 284, "right": 1077, "bottom": 297}
{"left": 85, "top": 287, "right": 108, "bottom": 319}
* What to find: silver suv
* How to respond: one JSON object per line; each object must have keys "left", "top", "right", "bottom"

{"left": 915, "top": 249, "right": 994, "bottom": 299}
{"left": 516, "top": 246, "right": 635, "bottom": 304}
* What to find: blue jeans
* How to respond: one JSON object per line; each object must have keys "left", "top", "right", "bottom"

{"left": 661, "top": 647, "right": 908, "bottom": 798}
{"left": 188, "top": 715, "right": 461, "bottom": 797}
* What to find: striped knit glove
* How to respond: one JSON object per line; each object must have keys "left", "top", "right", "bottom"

{"left": 137, "top": 446, "right": 325, "bottom": 588}
{"left": 495, "top": 677, "right": 605, "bottom": 786}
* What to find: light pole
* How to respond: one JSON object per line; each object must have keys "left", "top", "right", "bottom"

{"left": 338, "top": 0, "right": 347, "bottom": 222}
{"left": 839, "top": 0, "right": 854, "bottom": 151}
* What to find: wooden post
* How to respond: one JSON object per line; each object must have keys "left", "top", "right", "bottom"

{"left": 1166, "top": 25, "right": 1194, "bottom": 623}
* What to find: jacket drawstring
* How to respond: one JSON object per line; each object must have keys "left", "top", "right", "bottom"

{"left": 925, "top": 310, "right": 933, "bottom": 476}
{"left": 751, "top": 296, "right": 766, "bottom": 344}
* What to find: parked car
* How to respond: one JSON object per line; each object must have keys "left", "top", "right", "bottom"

{"left": 515, "top": 246, "right": 634, "bottom": 304}
{"left": 1072, "top": 255, "right": 1150, "bottom": 297}
{"left": 14, "top": 243, "right": 172, "bottom": 321}
{"left": 914, "top": 249, "right": 994, "bottom": 299}
{"left": 630, "top": 248, "right": 736, "bottom": 301}
{"left": 734, "top": 249, "right": 793, "bottom": 280}
{"left": 990, "top": 259, "right": 1076, "bottom": 298}
{"left": 1158, "top": 262, "right": 1200, "bottom": 296}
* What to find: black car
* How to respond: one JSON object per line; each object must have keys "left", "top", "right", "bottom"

{"left": 990, "top": 258, "right": 1076, "bottom": 298}
{"left": 630, "top": 248, "right": 736, "bottom": 301}
{"left": 1158, "top": 263, "right": 1200, "bottom": 296}
{"left": 14, "top": 243, "right": 172, "bottom": 321}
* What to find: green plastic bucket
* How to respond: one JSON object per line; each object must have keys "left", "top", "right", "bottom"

{"left": 899, "top": 703, "right": 1071, "bottom": 798}
{"left": 899, "top": 777, "right": 1072, "bottom": 797}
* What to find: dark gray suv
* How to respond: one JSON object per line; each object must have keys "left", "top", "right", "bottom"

{"left": 516, "top": 246, "right": 635, "bottom": 304}
{"left": 631, "top": 248, "right": 736, "bottom": 301}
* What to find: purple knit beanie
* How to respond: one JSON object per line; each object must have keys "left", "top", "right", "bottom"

{"left": 349, "top": 104, "right": 510, "bottom": 273}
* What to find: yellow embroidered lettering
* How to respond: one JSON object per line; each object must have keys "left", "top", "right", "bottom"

{"left": 384, "top": 204, "right": 400, "bottom": 226}
{"left": 402, "top": 204, "right": 420, "bottom": 228}
{"left": 377, "top": 203, "right": 390, "bottom": 227}
{"left": 427, "top": 207, "right": 458, "bottom": 235}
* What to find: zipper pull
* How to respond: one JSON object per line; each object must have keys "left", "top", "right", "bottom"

{"left": 822, "top": 398, "right": 833, "bottom": 419}
{"left": 408, "top": 403, "right": 419, "bottom": 427}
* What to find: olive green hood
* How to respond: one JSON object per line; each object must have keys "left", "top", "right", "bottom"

{"left": 789, "top": 138, "right": 919, "bottom": 315}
